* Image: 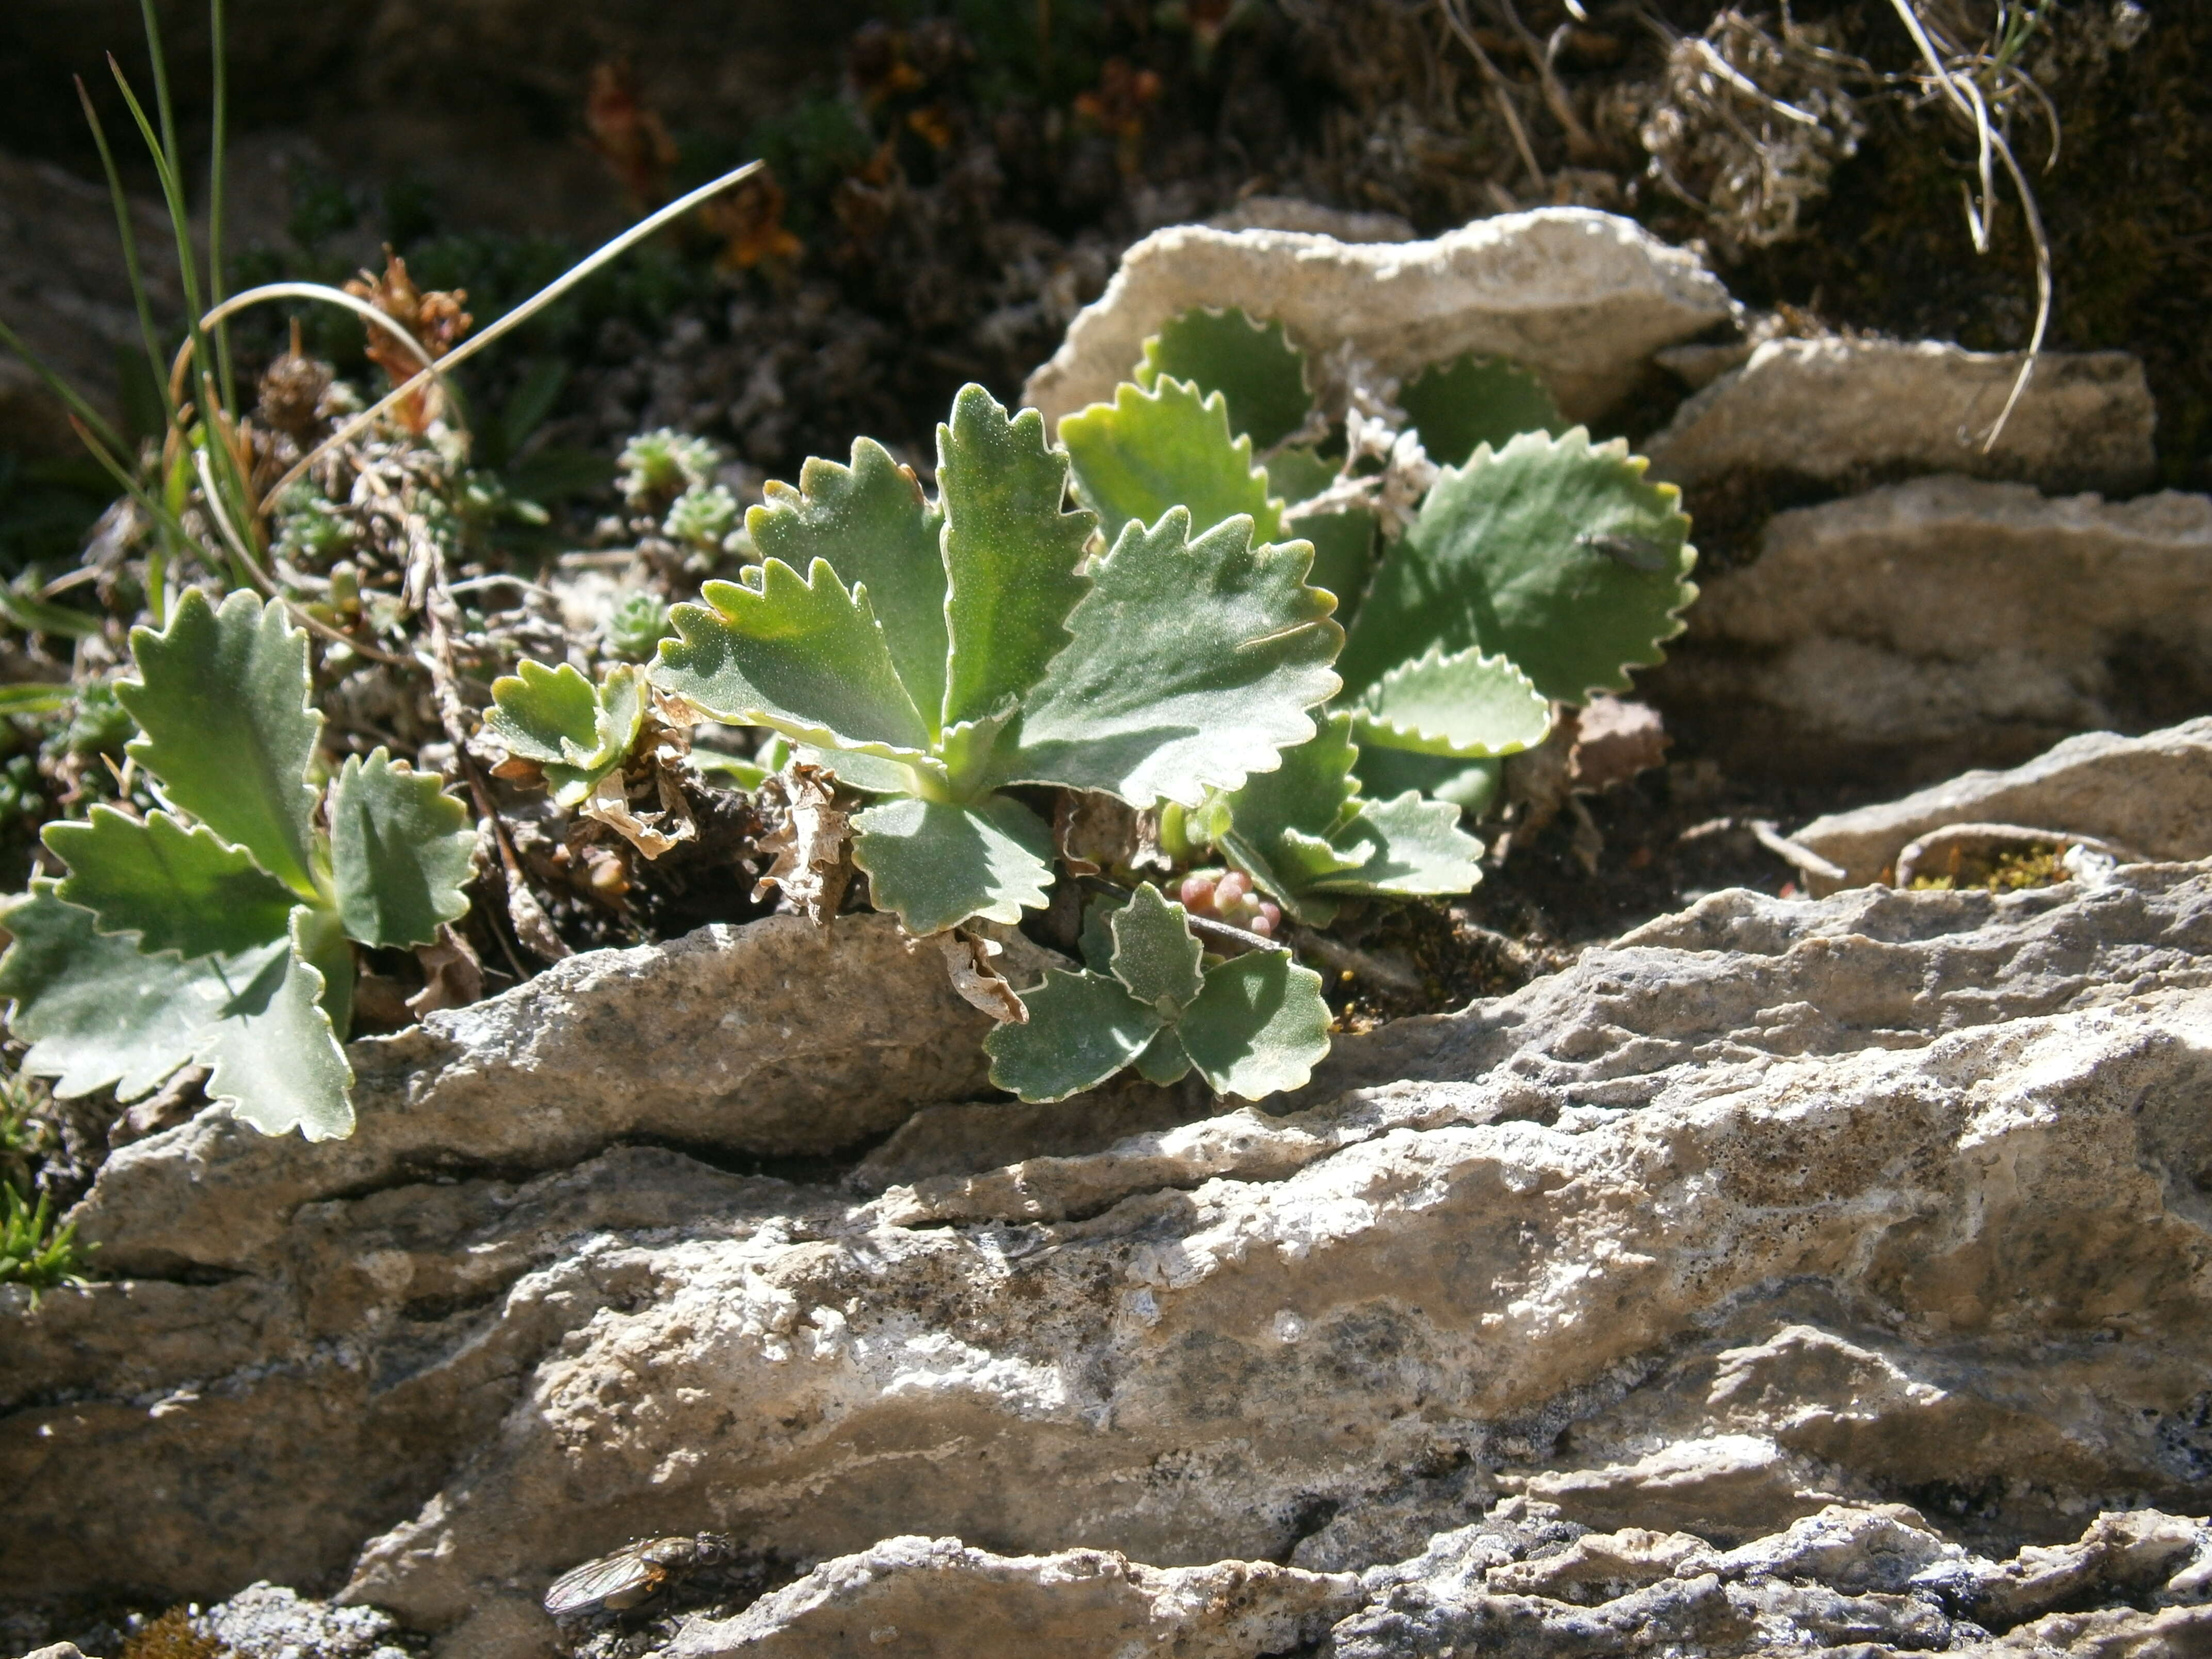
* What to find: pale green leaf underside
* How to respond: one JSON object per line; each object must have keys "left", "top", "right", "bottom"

{"left": 985, "top": 967, "right": 1162, "bottom": 1102}
{"left": 1132, "top": 1027, "right": 1193, "bottom": 1085}
{"left": 0, "top": 885, "right": 237, "bottom": 1101}
{"left": 1011, "top": 509, "right": 1342, "bottom": 807}
{"left": 328, "top": 750, "right": 475, "bottom": 950}
{"left": 45, "top": 807, "right": 296, "bottom": 959}
{"left": 1340, "top": 427, "right": 1697, "bottom": 705}
{"left": 1321, "top": 791, "right": 1485, "bottom": 897}
{"left": 119, "top": 589, "right": 322, "bottom": 901}
{"left": 1177, "top": 951, "right": 1331, "bottom": 1100}
{"left": 937, "top": 384, "right": 1095, "bottom": 730}
{"left": 1136, "top": 306, "right": 1312, "bottom": 452}
{"left": 1062, "top": 376, "right": 1284, "bottom": 546}
{"left": 1398, "top": 352, "right": 1563, "bottom": 469}
{"left": 750, "top": 437, "right": 949, "bottom": 734}
{"left": 196, "top": 905, "right": 355, "bottom": 1141}
{"left": 482, "top": 659, "right": 604, "bottom": 766}
{"left": 1109, "top": 882, "right": 1205, "bottom": 1013}
{"left": 849, "top": 794, "right": 1054, "bottom": 935}
{"left": 1353, "top": 642, "right": 1552, "bottom": 757}
{"left": 655, "top": 559, "right": 938, "bottom": 770}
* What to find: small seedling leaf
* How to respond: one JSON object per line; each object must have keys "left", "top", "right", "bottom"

{"left": 849, "top": 794, "right": 1055, "bottom": 935}
{"left": 1107, "top": 882, "right": 1205, "bottom": 1013}
{"left": 44, "top": 807, "right": 297, "bottom": 959}
{"left": 118, "top": 589, "right": 323, "bottom": 901}
{"left": 984, "top": 966, "right": 1162, "bottom": 1102}
{"left": 1062, "top": 376, "right": 1284, "bottom": 546}
{"left": 483, "top": 659, "right": 610, "bottom": 767}
{"left": 1352, "top": 642, "right": 1552, "bottom": 757}
{"left": 327, "top": 750, "right": 475, "bottom": 950}
{"left": 1177, "top": 950, "right": 1331, "bottom": 1100}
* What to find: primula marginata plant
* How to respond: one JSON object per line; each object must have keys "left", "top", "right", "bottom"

{"left": 0, "top": 591, "right": 475, "bottom": 1140}
{"left": 1063, "top": 304, "right": 1697, "bottom": 828}
{"left": 649, "top": 384, "right": 1343, "bottom": 937}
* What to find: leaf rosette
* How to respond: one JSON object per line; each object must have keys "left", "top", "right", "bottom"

{"left": 652, "top": 384, "right": 1343, "bottom": 935}
{"left": 0, "top": 590, "right": 475, "bottom": 1140}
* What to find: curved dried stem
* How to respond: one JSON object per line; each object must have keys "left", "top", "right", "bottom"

{"left": 1436, "top": 0, "right": 1547, "bottom": 193}
{"left": 261, "top": 159, "right": 765, "bottom": 517}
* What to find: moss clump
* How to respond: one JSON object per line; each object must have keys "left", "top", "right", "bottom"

{"left": 119, "top": 1609, "right": 225, "bottom": 1659}
{"left": 1907, "top": 843, "right": 2067, "bottom": 893}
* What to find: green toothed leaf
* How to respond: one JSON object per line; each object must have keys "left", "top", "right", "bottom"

{"left": 1352, "top": 643, "right": 1552, "bottom": 757}
{"left": 1327, "top": 791, "right": 1485, "bottom": 897}
{"left": 1351, "top": 749, "right": 1504, "bottom": 818}
{"left": 1062, "top": 377, "right": 1284, "bottom": 546}
{"left": 1398, "top": 352, "right": 1563, "bottom": 469}
{"left": 327, "top": 750, "right": 475, "bottom": 950}
{"left": 849, "top": 794, "right": 1055, "bottom": 935}
{"left": 1108, "top": 882, "right": 1205, "bottom": 1014}
{"left": 654, "top": 558, "right": 938, "bottom": 771}
{"left": 118, "top": 589, "right": 323, "bottom": 901}
{"left": 1341, "top": 428, "right": 1697, "bottom": 705}
{"left": 482, "top": 659, "right": 604, "bottom": 766}
{"left": 1011, "top": 508, "right": 1342, "bottom": 807}
{"left": 985, "top": 966, "right": 1163, "bottom": 1102}
{"left": 44, "top": 807, "right": 297, "bottom": 959}
{"left": 1136, "top": 307, "right": 1312, "bottom": 450}
{"left": 1178, "top": 950, "right": 1332, "bottom": 1100}
{"left": 1266, "top": 444, "right": 1375, "bottom": 620}
{"left": 1214, "top": 711, "right": 1482, "bottom": 921}
{"left": 749, "top": 437, "right": 949, "bottom": 735}
{"left": 196, "top": 905, "right": 355, "bottom": 1142}
{"left": 0, "top": 884, "right": 238, "bottom": 1101}
{"left": 937, "top": 385, "right": 1095, "bottom": 729}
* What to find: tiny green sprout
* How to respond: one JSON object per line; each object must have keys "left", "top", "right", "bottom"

{"left": 619, "top": 428, "right": 725, "bottom": 512}
{"left": 1, "top": 1181, "right": 91, "bottom": 1303}
{"left": 606, "top": 591, "right": 676, "bottom": 662}
{"left": 62, "top": 681, "right": 134, "bottom": 760}
{"left": 663, "top": 482, "right": 741, "bottom": 554}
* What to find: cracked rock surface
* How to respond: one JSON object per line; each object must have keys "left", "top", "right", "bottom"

{"left": 9, "top": 859, "right": 2212, "bottom": 1657}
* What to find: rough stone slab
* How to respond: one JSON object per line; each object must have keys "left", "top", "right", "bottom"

{"left": 1792, "top": 717, "right": 2212, "bottom": 892}
{"left": 1644, "top": 337, "right": 2157, "bottom": 496}
{"left": 1649, "top": 476, "right": 2212, "bottom": 774}
{"left": 1019, "top": 208, "right": 1731, "bottom": 432}
{"left": 12, "top": 870, "right": 2212, "bottom": 1656}
{"left": 663, "top": 1537, "right": 1361, "bottom": 1657}
{"left": 71, "top": 911, "right": 996, "bottom": 1277}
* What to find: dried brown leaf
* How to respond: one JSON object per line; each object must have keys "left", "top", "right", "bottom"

{"left": 408, "top": 921, "right": 486, "bottom": 1017}
{"left": 752, "top": 761, "right": 853, "bottom": 926}
{"left": 933, "top": 928, "right": 1028, "bottom": 1024}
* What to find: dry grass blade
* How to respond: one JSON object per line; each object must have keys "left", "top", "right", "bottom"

{"left": 1436, "top": 0, "right": 1547, "bottom": 191}
{"left": 258, "top": 159, "right": 766, "bottom": 517}
{"left": 1885, "top": 0, "right": 2054, "bottom": 452}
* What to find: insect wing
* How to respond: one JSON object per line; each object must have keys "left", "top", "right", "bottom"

{"left": 1575, "top": 531, "right": 1676, "bottom": 573}
{"left": 543, "top": 1548, "right": 665, "bottom": 1616}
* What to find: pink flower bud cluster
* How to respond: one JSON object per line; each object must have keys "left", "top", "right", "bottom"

{"left": 1177, "top": 868, "right": 1283, "bottom": 939}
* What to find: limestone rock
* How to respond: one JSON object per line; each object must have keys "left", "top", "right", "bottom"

{"left": 1679, "top": 1503, "right": 1960, "bottom": 1595}
{"left": 73, "top": 911, "right": 997, "bottom": 1277}
{"left": 662, "top": 1537, "right": 1361, "bottom": 1658}
{"left": 1644, "top": 337, "right": 2157, "bottom": 496}
{"left": 1650, "top": 477, "right": 2212, "bottom": 776}
{"left": 198, "top": 1582, "right": 416, "bottom": 1658}
{"left": 1792, "top": 717, "right": 2212, "bottom": 892}
{"left": 10, "top": 868, "right": 2212, "bottom": 1655}
{"left": 1020, "top": 209, "right": 1731, "bottom": 433}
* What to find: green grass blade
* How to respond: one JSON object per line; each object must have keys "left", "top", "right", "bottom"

{"left": 207, "top": 0, "right": 236, "bottom": 412}
{"left": 74, "top": 77, "right": 173, "bottom": 422}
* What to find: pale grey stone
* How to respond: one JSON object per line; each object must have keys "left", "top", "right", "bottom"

{"left": 1644, "top": 337, "right": 2156, "bottom": 496}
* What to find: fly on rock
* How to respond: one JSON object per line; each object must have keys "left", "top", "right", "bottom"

{"left": 542, "top": 1533, "right": 732, "bottom": 1617}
